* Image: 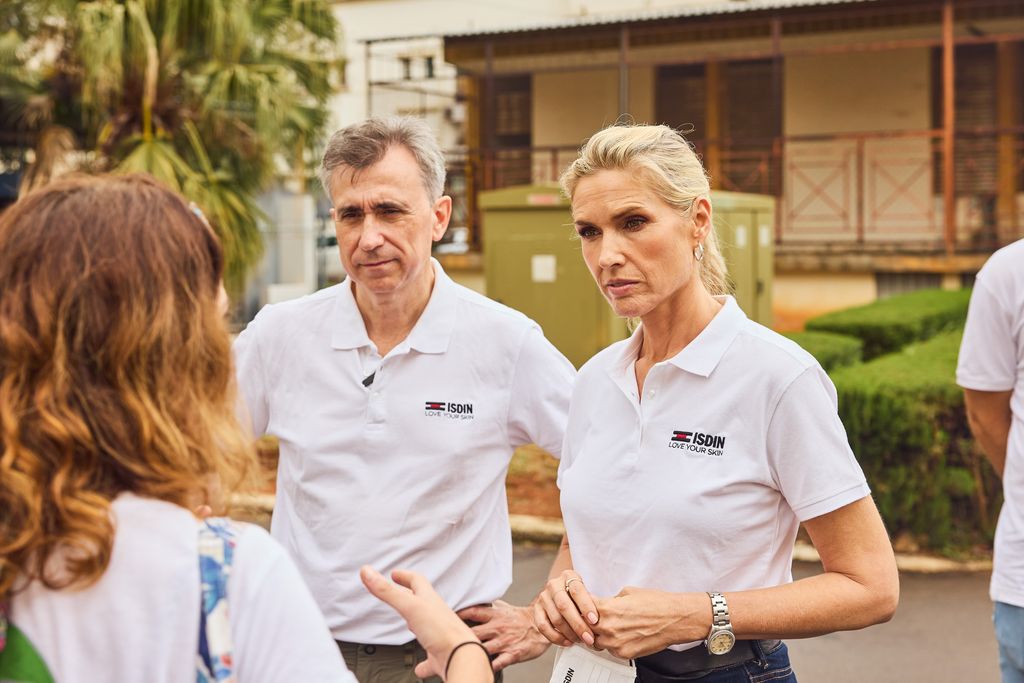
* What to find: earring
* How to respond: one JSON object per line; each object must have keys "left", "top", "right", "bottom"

{"left": 694, "top": 243, "right": 705, "bottom": 262}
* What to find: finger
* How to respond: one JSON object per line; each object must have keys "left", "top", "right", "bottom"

{"left": 491, "top": 651, "right": 517, "bottom": 672}
{"left": 389, "top": 568, "right": 426, "bottom": 593}
{"left": 540, "top": 589, "right": 580, "bottom": 646}
{"left": 552, "top": 586, "right": 595, "bottom": 646}
{"left": 413, "top": 660, "right": 437, "bottom": 679}
{"left": 566, "top": 582, "right": 600, "bottom": 626}
{"left": 194, "top": 505, "right": 213, "bottom": 518}
{"left": 360, "top": 565, "right": 412, "bottom": 611}
{"left": 476, "top": 637, "right": 501, "bottom": 655}
{"left": 456, "top": 605, "right": 493, "bottom": 622}
{"left": 533, "top": 596, "right": 572, "bottom": 647}
{"left": 468, "top": 621, "right": 500, "bottom": 642}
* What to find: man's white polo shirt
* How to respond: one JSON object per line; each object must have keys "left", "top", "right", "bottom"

{"left": 233, "top": 260, "right": 575, "bottom": 644}
{"left": 957, "top": 238, "right": 1024, "bottom": 608}
{"left": 558, "top": 296, "right": 870, "bottom": 647}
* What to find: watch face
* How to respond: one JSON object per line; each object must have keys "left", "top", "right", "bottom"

{"left": 707, "top": 630, "right": 736, "bottom": 655}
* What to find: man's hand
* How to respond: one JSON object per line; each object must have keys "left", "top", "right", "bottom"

{"left": 458, "top": 599, "right": 550, "bottom": 672}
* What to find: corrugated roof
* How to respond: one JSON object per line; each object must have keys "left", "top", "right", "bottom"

{"left": 442, "top": 0, "right": 881, "bottom": 39}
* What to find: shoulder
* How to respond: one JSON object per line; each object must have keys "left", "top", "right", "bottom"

{"left": 977, "top": 239, "right": 1024, "bottom": 291}
{"left": 732, "top": 319, "right": 819, "bottom": 378}
{"left": 983, "top": 238, "right": 1024, "bottom": 271}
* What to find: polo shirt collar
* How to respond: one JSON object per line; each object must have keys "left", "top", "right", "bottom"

{"left": 330, "top": 258, "right": 456, "bottom": 354}
{"left": 666, "top": 295, "right": 745, "bottom": 377}
{"left": 609, "top": 295, "right": 745, "bottom": 380}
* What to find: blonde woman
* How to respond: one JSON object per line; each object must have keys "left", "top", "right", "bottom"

{"left": 533, "top": 125, "right": 899, "bottom": 682}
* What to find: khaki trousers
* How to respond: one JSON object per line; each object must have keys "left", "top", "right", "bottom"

{"left": 337, "top": 640, "right": 502, "bottom": 683}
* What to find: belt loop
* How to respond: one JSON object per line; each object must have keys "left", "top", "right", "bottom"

{"left": 751, "top": 640, "right": 768, "bottom": 670}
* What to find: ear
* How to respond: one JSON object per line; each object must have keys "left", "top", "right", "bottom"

{"left": 430, "top": 195, "right": 453, "bottom": 242}
{"left": 691, "top": 197, "right": 713, "bottom": 243}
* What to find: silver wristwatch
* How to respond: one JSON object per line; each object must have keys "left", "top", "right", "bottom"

{"left": 705, "top": 592, "right": 736, "bottom": 655}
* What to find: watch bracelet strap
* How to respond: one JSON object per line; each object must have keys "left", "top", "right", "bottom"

{"left": 708, "top": 592, "right": 730, "bottom": 627}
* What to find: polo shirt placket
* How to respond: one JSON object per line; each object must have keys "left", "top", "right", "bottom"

{"left": 558, "top": 296, "right": 870, "bottom": 651}
{"left": 234, "top": 259, "right": 576, "bottom": 646}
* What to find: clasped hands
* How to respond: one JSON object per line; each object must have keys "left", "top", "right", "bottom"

{"left": 533, "top": 570, "right": 707, "bottom": 661}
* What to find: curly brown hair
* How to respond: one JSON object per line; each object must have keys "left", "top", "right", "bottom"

{"left": 0, "top": 174, "right": 257, "bottom": 601}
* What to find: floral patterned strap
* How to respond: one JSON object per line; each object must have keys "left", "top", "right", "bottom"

{"left": 196, "top": 518, "right": 238, "bottom": 683}
{"left": 0, "top": 601, "right": 8, "bottom": 652}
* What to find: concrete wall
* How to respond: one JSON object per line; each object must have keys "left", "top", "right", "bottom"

{"left": 773, "top": 272, "right": 877, "bottom": 331}
{"left": 784, "top": 48, "right": 931, "bottom": 136}
{"left": 532, "top": 66, "right": 654, "bottom": 148}
{"left": 782, "top": 48, "right": 937, "bottom": 242}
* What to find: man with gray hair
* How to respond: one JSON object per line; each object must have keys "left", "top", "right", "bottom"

{"left": 233, "top": 116, "right": 575, "bottom": 682}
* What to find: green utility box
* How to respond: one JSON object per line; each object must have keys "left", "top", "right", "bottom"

{"left": 480, "top": 185, "right": 774, "bottom": 368}
{"left": 712, "top": 190, "right": 775, "bottom": 327}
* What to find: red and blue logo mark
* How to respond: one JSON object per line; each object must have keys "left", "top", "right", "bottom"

{"left": 424, "top": 401, "right": 475, "bottom": 420}
{"left": 669, "top": 430, "right": 726, "bottom": 455}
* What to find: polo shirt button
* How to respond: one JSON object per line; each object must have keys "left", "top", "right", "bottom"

{"left": 364, "top": 645, "right": 376, "bottom": 655}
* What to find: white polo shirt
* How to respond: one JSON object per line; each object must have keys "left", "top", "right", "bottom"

{"left": 233, "top": 259, "right": 575, "bottom": 645}
{"left": 957, "top": 238, "right": 1024, "bottom": 608}
{"left": 559, "top": 296, "right": 870, "bottom": 647}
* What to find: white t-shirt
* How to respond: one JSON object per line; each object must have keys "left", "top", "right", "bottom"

{"left": 233, "top": 259, "right": 575, "bottom": 645}
{"left": 559, "top": 297, "right": 870, "bottom": 647}
{"left": 956, "top": 238, "right": 1024, "bottom": 608}
{"left": 8, "top": 494, "right": 354, "bottom": 683}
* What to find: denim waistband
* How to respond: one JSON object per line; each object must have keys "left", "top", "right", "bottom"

{"left": 635, "top": 639, "right": 783, "bottom": 680}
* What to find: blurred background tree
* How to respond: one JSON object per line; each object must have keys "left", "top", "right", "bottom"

{"left": 0, "top": 0, "right": 343, "bottom": 288}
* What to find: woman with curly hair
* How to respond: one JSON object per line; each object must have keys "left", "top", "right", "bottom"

{"left": 0, "top": 174, "right": 494, "bottom": 683}
{"left": 0, "top": 174, "right": 359, "bottom": 682}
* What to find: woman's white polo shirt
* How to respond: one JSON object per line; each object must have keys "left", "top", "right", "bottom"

{"left": 558, "top": 296, "right": 870, "bottom": 629}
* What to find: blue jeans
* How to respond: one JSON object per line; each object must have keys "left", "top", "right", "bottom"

{"left": 995, "top": 602, "right": 1024, "bottom": 683}
{"left": 635, "top": 642, "right": 796, "bottom": 682}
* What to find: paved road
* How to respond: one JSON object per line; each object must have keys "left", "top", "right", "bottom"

{"left": 500, "top": 544, "right": 999, "bottom": 682}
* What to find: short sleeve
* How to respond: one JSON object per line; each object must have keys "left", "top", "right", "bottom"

{"left": 766, "top": 366, "right": 871, "bottom": 522}
{"left": 232, "top": 315, "right": 270, "bottom": 437}
{"left": 957, "top": 279, "right": 1016, "bottom": 392}
{"left": 506, "top": 327, "right": 576, "bottom": 458}
{"left": 229, "top": 526, "right": 356, "bottom": 683}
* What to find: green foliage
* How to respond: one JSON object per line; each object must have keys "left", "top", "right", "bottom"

{"left": 805, "top": 288, "right": 972, "bottom": 359}
{"left": 831, "top": 329, "right": 1000, "bottom": 552}
{"left": 0, "top": 0, "right": 344, "bottom": 288}
{"left": 783, "top": 330, "right": 863, "bottom": 372}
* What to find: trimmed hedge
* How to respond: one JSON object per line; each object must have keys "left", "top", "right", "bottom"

{"left": 832, "top": 329, "right": 1000, "bottom": 552}
{"left": 784, "top": 330, "right": 863, "bottom": 372}
{"left": 806, "top": 288, "right": 971, "bottom": 359}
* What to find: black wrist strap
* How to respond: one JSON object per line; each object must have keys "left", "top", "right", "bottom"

{"left": 444, "top": 640, "right": 492, "bottom": 681}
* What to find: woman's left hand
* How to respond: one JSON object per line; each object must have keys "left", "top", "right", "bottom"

{"left": 591, "top": 588, "right": 708, "bottom": 660}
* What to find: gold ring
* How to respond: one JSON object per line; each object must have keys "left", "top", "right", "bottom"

{"left": 565, "top": 577, "right": 582, "bottom": 593}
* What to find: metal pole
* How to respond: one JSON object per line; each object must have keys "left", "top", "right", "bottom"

{"left": 618, "top": 26, "right": 630, "bottom": 117}
{"left": 365, "top": 40, "right": 373, "bottom": 117}
{"left": 942, "top": 0, "right": 956, "bottom": 255}
{"left": 484, "top": 40, "right": 495, "bottom": 189}
{"left": 771, "top": 17, "right": 785, "bottom": 244}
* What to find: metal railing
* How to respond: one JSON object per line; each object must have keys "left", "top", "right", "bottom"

{"left": 448, "top": 128, "right": 1024, "bottom": 251}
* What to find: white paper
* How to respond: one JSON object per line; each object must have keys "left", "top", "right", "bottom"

{"left": 532, "top": 254, "right": 557, "bottom": 283}
{"left": 547, "top": 645, "right": 635, "bottom": 683}
{"left": 759, "top": 224, "right": 771, "bottom": 248}
{"left": 734, "top": 225, "right": 748, "bottom": 249}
